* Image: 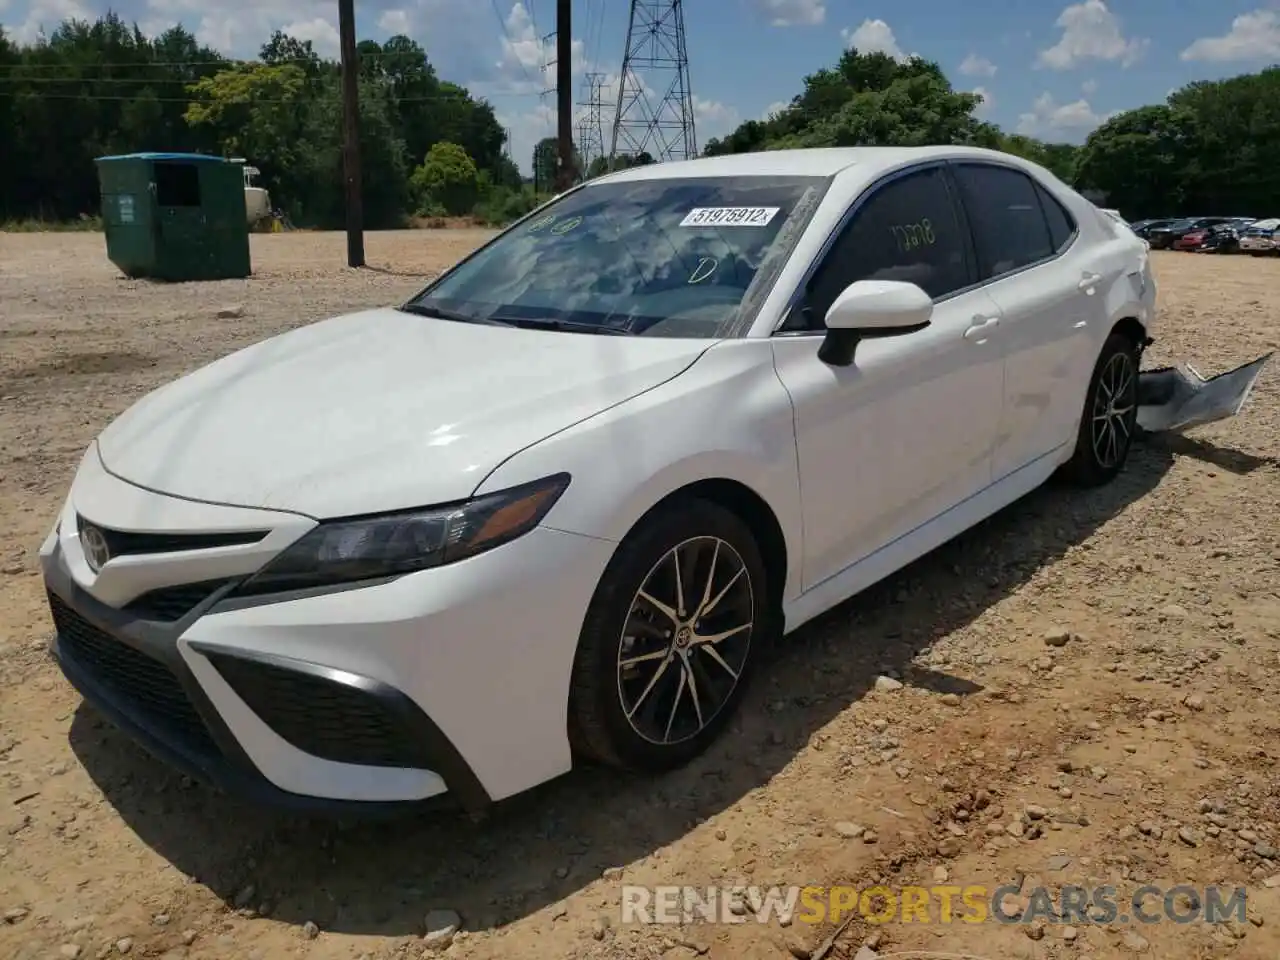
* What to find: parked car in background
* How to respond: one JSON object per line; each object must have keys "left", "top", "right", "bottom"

{"left": 1128, "top": 219, "right": 1176, "bottom": 242}
{"left": 1239, "top": 218, "right": 1279, "bottom": 255}
{"left": 1193, "top": 222, "right": 1244, "bottom": 254}
{"left": 1147, "top": 217, "right": 1235, "bottom": 250}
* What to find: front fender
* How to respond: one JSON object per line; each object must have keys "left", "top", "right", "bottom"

{"left": 474, "top": 340, "right": 806, "bottom": 603}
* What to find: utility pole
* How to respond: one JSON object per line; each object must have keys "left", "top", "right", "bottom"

{"left": 555, "top": 0, "right": 573, "bottom": 191}
{"left": 338, "top": 0, "right": 364, "bottom": 267}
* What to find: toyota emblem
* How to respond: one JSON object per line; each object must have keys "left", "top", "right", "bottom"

{"left": 79, "top": 523, "right": 110, "bottom": 573}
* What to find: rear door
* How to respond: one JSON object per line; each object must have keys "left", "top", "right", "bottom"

{"left": 949, "top": 162, "right": 1102, "bottom": 480}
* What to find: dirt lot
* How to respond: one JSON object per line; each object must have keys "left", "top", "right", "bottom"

{"left": 1, "top": 232, "right": 1279, "bottom": 960}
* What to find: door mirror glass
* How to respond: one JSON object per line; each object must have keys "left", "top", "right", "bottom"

{"left": 818, "top": 279, "right": 932, "bottom": 367}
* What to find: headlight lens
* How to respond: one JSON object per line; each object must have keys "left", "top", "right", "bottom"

{"left": 235, "top": 473, "right": 570, "bottom": 597}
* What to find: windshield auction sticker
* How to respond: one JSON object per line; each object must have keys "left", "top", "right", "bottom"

{"left": 679, "top": 206, "right": 780, "bottom": 227}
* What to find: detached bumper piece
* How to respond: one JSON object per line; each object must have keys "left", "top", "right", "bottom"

{"left": 46, "top": 577, "right": 489, "bottom": 816}
{"left": 1137, "top": 353, "right": 1272, "bottom": 434}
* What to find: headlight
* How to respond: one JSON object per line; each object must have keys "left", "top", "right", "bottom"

{"left": 234, "top": 473, "right": 570, "bottom": 597}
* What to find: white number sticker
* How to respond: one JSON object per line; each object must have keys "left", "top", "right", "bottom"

{"left": 679, "top": 206, "right": 780, "bottom": 227}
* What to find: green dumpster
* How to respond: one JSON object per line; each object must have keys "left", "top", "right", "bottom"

{"left": 95, "top": 152, "right": 251, "bottom": 281}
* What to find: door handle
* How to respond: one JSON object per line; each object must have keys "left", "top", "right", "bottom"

{"left": 1078, "top": 273, "right": 1102, "bottom": 292}
{"left": 964, "top": 315, "right": 1000, "bottom": 341}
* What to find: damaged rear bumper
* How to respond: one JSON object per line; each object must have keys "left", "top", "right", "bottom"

{"left": 1137, "top": 353, "right": 1272, "bottom": 433}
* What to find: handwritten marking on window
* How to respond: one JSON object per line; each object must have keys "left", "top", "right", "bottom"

{"left": 688, "top": 257, "right": 719, "bottom": 284}
{"left": 550, "top": 215, "right": 583, "bottom": 236}
{"left": 888, "top": 219, "right": 936, "bottom": 252}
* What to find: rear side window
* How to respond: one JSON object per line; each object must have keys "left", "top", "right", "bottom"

{"left": 951, "top": 164, "right": 1055, "bottom": 281}
{"left": 1036, "top": 184, "right": 1076, "bottom": 251}
{"left": 802, "top": 167, "right": 971, "bottom": 327}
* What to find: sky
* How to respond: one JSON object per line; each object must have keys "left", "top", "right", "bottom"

{"left": 3, "top": 0, "right": 1280, "bottom": 174}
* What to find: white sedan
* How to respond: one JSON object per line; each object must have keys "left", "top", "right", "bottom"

{"left": 40, "top": 146, "right": 1260, "bottom": 814}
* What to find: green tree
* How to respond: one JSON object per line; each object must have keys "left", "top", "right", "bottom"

{"left": 532, "top": 136, "right": 558, "bottom": 193}
{"left": 411, "top": 141, "right": 479, "bottom": 215}
{"left": 1074, "top": 105, "right": 1199, "bottom": 217}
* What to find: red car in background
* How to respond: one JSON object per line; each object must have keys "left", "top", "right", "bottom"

{"left": 1173, "top": 228, "right": 1209, "bottom": 250}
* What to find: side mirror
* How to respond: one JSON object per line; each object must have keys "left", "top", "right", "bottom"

{"left": 817, "top": 280, "right": 933, "bottom": 367}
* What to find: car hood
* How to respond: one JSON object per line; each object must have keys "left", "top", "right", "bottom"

{"left": 96, "top": 308, "right": 712, "bottom": 517}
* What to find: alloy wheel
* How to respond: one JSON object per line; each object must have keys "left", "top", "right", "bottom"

{"left": 617, "top": 536, "right": 755, "bottom": 746}
{"left": 1091, "top": 350, "right": 1137, "bottom": 469}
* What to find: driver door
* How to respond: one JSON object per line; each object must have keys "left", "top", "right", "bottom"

{"left": 771, "top": 164, "right": 1005, "bottom": 592}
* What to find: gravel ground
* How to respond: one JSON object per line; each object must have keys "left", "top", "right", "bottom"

{"left": 1, "top": 232, "right": 1279, "bottom": 960}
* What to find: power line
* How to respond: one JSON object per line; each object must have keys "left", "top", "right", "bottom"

{"left": 0, "top": 52, "right": 468, "bottom": 75}
{"left": 490, "top": 0, "right": 540, "bottom": 94}
{"left": 0, "top": 90, "right": 523, "bottom": 103}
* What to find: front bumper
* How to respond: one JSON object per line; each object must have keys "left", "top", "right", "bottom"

{"left": 1240, "top": 237, "right": 1277, "bottom": 252}
{"left": 42, "top": 453, "right": 616, "bottom": 813}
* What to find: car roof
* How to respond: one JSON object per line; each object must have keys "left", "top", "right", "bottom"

{"left": 589, "top": 146, "right": 1049, "bottom": 185}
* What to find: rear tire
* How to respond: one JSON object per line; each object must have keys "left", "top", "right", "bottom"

{"left": 1063, "top": 332, "right": 1141, "bottom": 487}
{"left": 568, "top": 499, "right": 768, "bottom": 772}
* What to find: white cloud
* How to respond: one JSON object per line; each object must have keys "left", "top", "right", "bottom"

{"left": 1018, "top": 92, "right": 1111, "bottom": 139}
{"left": 8, "top": 0, "right": 94, "bottom": 43}
{"left": 280, "top": 16, "right": 340, "bottom": 57}
{"left": 132, "top": 0, "right": 344, "bottom": 59}
{"left": 841, "top": 18, "right": 915, "bottom": 62}
{"left": 1081, "top": 78, "right": 1098, "bottom": 95}
{"left": 959, "top": 54, "right": 998, "bottom": 77}
{"left": 693, "top": 96, "right": 740, "bottom": 141}
{"left": 761, "top": 100, "right": 791, "bottom": 120}
{"left": 971, "top": 86, "right": 995, "bottom": 116}
{"left": 755, "top": 0, "right": 825, "bottom": 27}
{"left": 1037, "top": 0, "right": 1147, "bottom": 70}
{"left": 1181, "top": 10, "right": 1280, "bottom": 62}
{"left": 492, "top": 1, "right": 586, "bottom": 95}
{"left": 377, "top": 9, "right": 413, "bottom": 35}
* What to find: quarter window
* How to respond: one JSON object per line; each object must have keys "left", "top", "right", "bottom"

{"left": 951, "top": 164, "right": 1056, "bottom": 281}
{"left": 801, "top": 167, "right": 971, "bottom": 328}
{"left": 1036, "top": 183, "right": 1077, "bottom": 252}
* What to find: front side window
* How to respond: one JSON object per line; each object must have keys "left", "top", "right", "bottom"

{"left": 799, "top": 166, "right": 972, "bottom": 329}
{"left": 952, "top": 164, "right": 1055, "bottom": 280}
{"left": 410, "top": 175, "right": 830, "bottom": 338}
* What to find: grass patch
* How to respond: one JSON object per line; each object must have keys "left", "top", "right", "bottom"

{"left": 1, "top": 216, "right": 103, "bottom": 233}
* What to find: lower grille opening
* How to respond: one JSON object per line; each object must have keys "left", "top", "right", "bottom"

{"left": 206, "top": 653, "right": 428, "bottom": 769}
{"left": 48, "top": 593, "right": 218, "bottom": 755}
{"left": 123, "top": 579, "right": 233, "bottom": 623}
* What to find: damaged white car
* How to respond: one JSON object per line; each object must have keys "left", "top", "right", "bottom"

{"left": 41, "top": 146, "right": 1269, "bottom": 814}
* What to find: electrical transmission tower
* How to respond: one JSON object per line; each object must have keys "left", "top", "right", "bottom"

{"left": 610, "top": 0, "right": 696, "bottom": 167}
{"left": 577, "top": 72, "right": 607, "bottom": 173}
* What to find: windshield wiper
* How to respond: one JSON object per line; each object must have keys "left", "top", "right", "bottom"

{"left": 398, "top": 302, "right": 507, "bottom": 326}
{"left": 400, "top": 302, "right": 636, "bottom": 335}
{"left": 492, "top": 315, "right": 638, "bottom": 336}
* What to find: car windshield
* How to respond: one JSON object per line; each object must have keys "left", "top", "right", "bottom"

{"left": 406, "top": 174, "right": 831, "bottom": 338}
{"left": 1249, "top": 218, "right": 1280, "bottom": 231}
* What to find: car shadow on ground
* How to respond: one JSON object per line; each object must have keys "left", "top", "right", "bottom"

{"left": 68, "top": 434, "right": 1213, "bottom": 937}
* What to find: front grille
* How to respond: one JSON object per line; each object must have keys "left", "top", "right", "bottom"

{"left": 48, "top": 593, "right": 218, "bottom": 754}
{"left": 206, "top": 653, "right": 427, "bottom": 769}
{"left": 123, "top": 579, "right": 233, "bottom": 622}
{"left": 75, "top": 515, "right": 267, "bottom": 558}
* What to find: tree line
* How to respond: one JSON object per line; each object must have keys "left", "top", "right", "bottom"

{"left": 0, "top": 15, "right": 542, "bottom": 227}
{"left": 700, "top": 49, "right": 1280, "bottom": 220}
{"left": 2, "top": 16, "right": 1277, "bottom": 227}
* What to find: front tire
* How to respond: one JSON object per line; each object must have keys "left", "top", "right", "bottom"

{"left": 1063, "top": 332, "right": 1140, "bottom": 487}
{"left": 568, "top": 499, "right": 768, "bottom": 772}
